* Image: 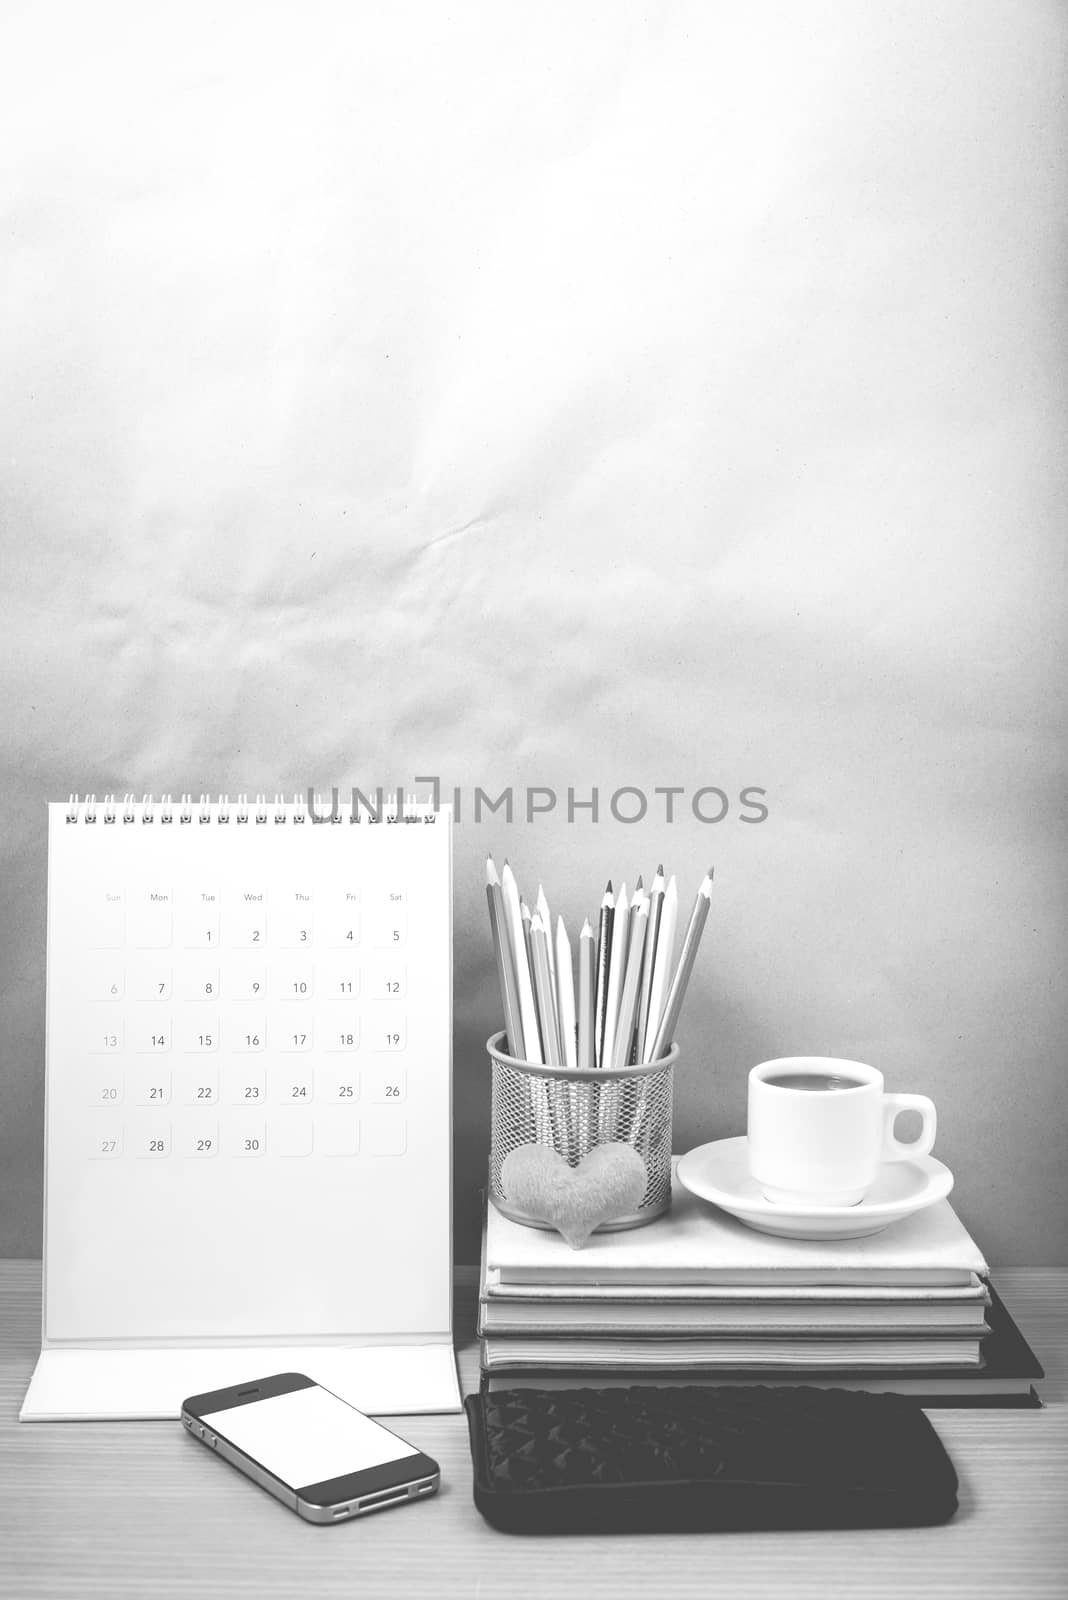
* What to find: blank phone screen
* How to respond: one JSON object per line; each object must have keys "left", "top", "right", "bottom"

{"left": 201, "top": 1385, "right": 419, "bottom": 1490}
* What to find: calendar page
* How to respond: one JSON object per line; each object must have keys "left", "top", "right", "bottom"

{"left": 35, "top": 797, "right": 452, "bottom": 1375}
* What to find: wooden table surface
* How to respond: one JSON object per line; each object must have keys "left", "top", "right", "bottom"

{"left": 1, "top": 1264, "right": 1064, "bottom": 1599}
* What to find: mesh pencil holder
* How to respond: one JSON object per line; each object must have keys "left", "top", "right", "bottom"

{"left": 487, "top": 1032, "right": 677, "bottom": 1232}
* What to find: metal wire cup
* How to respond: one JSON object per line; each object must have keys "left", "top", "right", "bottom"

{"left": 487, "top": 1031, "right": 677, "bottom": 1232}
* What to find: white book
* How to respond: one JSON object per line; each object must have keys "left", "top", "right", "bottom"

{"left": 478, "top": 1296, "right": 990, "bottom": 1336}
{"left": 481, "top": 1333, "right": 984, "bottom": 1371}
{"left": 486, "top": 1164, "right": 988, "bottom": 1289}
{"left": 482, "top": 1267, "right": 988, "bottom": 1303}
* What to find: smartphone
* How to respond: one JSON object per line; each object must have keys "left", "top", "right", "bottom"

{"left": 181, "top": 1372, "right": 440, "bottom": 1524}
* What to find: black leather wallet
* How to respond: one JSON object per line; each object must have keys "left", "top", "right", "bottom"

{"left": 465, "top": 1384, "right": 959, "bottom": 1533}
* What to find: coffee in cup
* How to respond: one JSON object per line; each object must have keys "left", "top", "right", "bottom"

{"left": 747, "top": 1056, "right": 937, "bottom": 1207}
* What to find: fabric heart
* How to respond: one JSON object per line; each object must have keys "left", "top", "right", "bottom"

{"left": 500, "top": 1141, "right": 648, "bottom": 1249}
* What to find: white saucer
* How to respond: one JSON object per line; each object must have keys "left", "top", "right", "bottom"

{"left": 676, "top": 1137, "right": 954, "bottom": 1240}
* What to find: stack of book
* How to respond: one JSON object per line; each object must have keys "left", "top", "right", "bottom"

{"left": 478, "top": 1170, "right": 1043, "bottom": 1405}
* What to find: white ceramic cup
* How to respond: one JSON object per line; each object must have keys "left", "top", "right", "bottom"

{"left": 747, "top": 1057, "right": 937, "bottom": 1207}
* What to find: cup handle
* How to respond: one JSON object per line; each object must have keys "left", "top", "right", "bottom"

{"left": 882, "top": 1094, "right": 937, "bottom": 1162}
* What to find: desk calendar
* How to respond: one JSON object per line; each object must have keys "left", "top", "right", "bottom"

{"left": 20, "top": 796, "right": 459, "bottom": 1420}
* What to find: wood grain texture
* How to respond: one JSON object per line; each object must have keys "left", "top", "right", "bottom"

{"left": 1, "top": 1264, "right": 1065, "bottom": 1599}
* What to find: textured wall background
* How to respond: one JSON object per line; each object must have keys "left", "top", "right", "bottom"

{"left": 1, "top": 1, "right": 1065, "bottom": 1264}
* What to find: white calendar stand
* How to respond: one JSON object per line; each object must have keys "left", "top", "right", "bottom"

{"left": 21, "top": 797, "right": 459, "bottom": 1420}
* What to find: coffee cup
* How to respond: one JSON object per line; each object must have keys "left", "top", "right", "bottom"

{"left": 747, "top": 1057, "right": 937, "bottom": 1207}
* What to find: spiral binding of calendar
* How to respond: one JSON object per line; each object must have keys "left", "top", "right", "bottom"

{"left": 64, "top": 793, "right": 428, "bottom": 824}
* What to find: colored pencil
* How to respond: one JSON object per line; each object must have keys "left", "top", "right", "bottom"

{"left": 500, "top": 861, "right": 542, "bottom": 1062}
{"left": 594, "top": 881, "right": 614, "bottom": 1065}
{"left": 555, "top": 915, "right": 577, "bottom": 1068}
{"left": 577, "top": 918, "right": 596, "bottom": 1072}
{"left": 486, "top": 858, "right": 524, "bottom": 1058}
{"left": 643, "top": 873, "right": 677, "bottom": 1061}
{"left": 599, "top": 882, "right": 629, "bottom": 1070}
{"left": 635, "top": 864, "right": 664, "bottom": 1063}
{"left": 649, "top": 867, "right": 714, "bottom": 1061}
{"left": 537, "top": 884, "right": 556, "bottom": 984}
{"left": 623, "top": 878, "right": 647, "bottom": 1063}
{"left": 530, "top": 912, "right": 561, "bottom": 1066}
{"left": 611, "top": 898, "right": 649, "bottom": 1069}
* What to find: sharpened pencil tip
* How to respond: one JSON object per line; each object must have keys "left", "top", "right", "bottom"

{"left": 634, "top": 875, "right": 643, "bottom": 891}
{"left": 657, "top": 863, "right": 664, "bottom": 875}
{"left": 605, "top": 879, "right": 613, "bottom": 893}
